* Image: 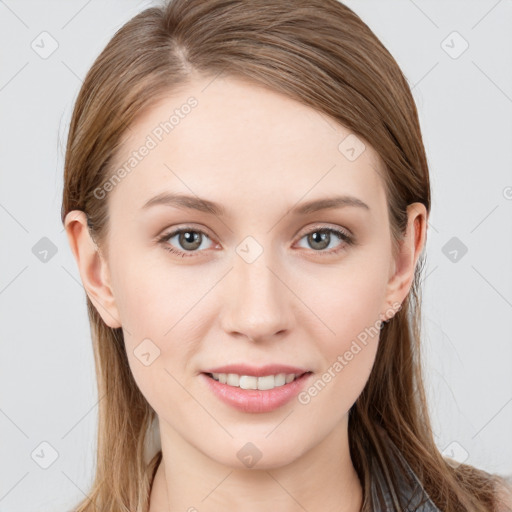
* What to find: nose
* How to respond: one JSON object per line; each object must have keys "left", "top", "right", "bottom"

{"left": 219, "top": 248, "right": 294, "bottom": 343}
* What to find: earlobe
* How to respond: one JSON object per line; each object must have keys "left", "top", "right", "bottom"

{"left": 64, "top": 210, "right": 122, "bottom": 329}
{"left": 383, "top": 202, "right": 428, "bottom": 319}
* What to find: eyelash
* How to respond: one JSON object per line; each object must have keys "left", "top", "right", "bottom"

{"left": 156, "top": 225, "right": 355, "bottom": 258}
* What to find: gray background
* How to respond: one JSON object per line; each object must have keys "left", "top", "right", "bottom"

{"left": 1, "top": 0, "right": 511, "bottom": 510}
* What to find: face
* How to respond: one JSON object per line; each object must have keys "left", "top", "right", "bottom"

{"left": 70, "top": 75, "right": 422, "bottom": 470}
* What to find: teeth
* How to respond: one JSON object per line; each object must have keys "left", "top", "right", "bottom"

{"left": 210, "top": 372, "right": 300, "bottom": 390}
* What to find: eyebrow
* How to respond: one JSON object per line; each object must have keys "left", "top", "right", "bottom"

{"left": 141, "top": 192, "right": 370, "bottom": 216}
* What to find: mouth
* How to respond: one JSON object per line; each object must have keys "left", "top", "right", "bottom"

{"left": 201, "top": 370, "right": 314, "bottom": 413}
{"left": 202, "top": 371, "right": 312, "bottom": 391}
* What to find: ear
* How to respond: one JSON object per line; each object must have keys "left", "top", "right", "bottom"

{"left": 64, "top": 210, "right": 122, "bottom": 328}
{"left": 382, "top": 202, "right": 428, "bottom": 321}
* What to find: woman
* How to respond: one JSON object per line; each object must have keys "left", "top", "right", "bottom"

{"left": 61, "top": 0, "right": 512, "bottom": 510}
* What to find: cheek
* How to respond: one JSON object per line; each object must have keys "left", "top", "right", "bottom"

{"left": 108, "top": 253, "right": 205, "bottom": 402}
{"left": 303, "top": 254, "right": 388, "bottom": 404}
{"left": 300, "top": 292, "right": 382, "bottom": 417}
{"left": 109, "top": 249, "right": 190, "bottom": 335}
{"left": 318, "top": 254, "right": 389, "bottom": 344}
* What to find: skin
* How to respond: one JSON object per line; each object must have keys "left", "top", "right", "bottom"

{"left": 65, "top": 74, "right": 427, "bottom": 512}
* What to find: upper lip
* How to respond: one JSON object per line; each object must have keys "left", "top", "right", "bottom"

{"left": 202, "top": 364, "right": 311, "bottom": 377}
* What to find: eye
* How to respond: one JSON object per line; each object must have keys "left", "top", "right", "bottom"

{"left": 295, "top": 225, "right": 354, "bottom": 255}
{"left": 157, "top": 227, "right": 215, "bottom": 258}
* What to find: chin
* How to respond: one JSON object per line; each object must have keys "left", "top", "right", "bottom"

{"left": 206, "top": 435, "right": 309, "bottom": 471}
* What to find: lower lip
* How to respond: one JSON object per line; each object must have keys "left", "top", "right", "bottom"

{"left": 201, "top": 372, "right": 313, "bottom": 413}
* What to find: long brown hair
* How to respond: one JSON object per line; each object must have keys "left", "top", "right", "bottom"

{"left": 61, "top": 1, "right": 509, "bottom": 510}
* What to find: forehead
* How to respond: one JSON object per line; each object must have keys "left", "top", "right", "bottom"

{"left": 106, "top": 75, "right": 387, "bottom": 218}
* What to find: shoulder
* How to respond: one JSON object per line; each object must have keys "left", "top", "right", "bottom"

{"left": 495, "top": 475, "right": 512, "bottom": 512}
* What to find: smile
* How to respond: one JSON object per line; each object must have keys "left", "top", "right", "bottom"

{"left": 206, "top": 372, "right": 304, "bottom": 390}
{"left": 201, "top": 371, "right": 313, "bottom": 413}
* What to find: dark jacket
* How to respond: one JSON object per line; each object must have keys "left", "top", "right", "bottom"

{"left": 368, "top": 429, "right": 441, "bottom": 511}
